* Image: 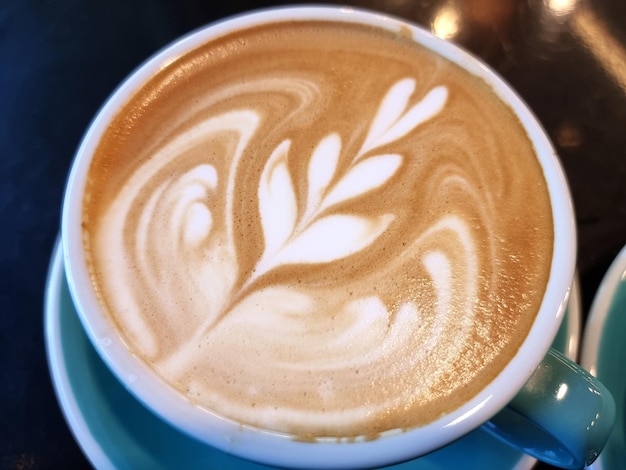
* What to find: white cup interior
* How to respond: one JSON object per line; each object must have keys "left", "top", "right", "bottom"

{"left": 61, "top": 5, "right": 576, "bottom": 469}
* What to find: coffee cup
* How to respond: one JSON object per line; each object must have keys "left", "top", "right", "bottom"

{"left": 62, "top": 6, "right": 614, "bottom": 469}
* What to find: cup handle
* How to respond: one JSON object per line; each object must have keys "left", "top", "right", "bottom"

{"left": 482, "top": 348, "right": 615, "bottom": 469}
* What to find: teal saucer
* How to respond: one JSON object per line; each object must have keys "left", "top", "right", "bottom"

{"left": 45, "top": 238, "right": 579, "bottom": 470}
{"left": 582, "top": 245, "right": 626, "bottom": 470}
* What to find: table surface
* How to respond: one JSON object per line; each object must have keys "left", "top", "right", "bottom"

{"left": 2, "top": 0, "right": 625, "bottom": 469}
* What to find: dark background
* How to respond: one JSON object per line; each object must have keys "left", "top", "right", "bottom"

{"left": 2, "top": 0, "right": 625, "bottom": 468}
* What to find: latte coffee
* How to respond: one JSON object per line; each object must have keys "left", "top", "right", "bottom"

{"left": 81, "top": 19, "right": 553, "bottom": 438}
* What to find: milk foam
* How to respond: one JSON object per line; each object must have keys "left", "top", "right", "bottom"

{"left": 84, "top": 21, "right": 553, "bottom": 437}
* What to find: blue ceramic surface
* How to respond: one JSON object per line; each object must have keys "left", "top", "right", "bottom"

{"left": 583, "top": 245, "right": 626, "bottom": 470}
{"left": 45, "top": 239, "right": 579, "bottom": 470}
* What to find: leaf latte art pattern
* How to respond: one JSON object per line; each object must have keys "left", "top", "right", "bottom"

{"left": 252, "top": 81, "right": 447, "bottom": 295}
{"left": 86, "top": 21, "right": 553, "bottom": 439}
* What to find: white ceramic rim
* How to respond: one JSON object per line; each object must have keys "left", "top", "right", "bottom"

{"left": 564, "top": 272, "right": 582, "bottom": 361}
{"left": 581, "top": 245, "right": 626, "bottom": 377}
{"left": 61, "top": 5, "right": 576, "bottom": 469}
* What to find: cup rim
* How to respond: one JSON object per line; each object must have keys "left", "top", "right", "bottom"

{"left": 61, "top": 5, "right": 576, "bottom": 468}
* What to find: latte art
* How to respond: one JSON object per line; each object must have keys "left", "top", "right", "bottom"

{"left": 83, "top": 21, "right": 553, "bottom": 437}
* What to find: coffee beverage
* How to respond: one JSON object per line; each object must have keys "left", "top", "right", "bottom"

{"left": 81, "top": 20, "right": 553, "bottom": 438}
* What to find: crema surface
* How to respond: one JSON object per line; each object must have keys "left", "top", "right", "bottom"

{"left": 83, "top": 21, "right": 553, "bottom": 438}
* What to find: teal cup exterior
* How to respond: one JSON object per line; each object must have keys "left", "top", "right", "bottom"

{"left": 486, "top": 348, "right": 615, "bottom": 468}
